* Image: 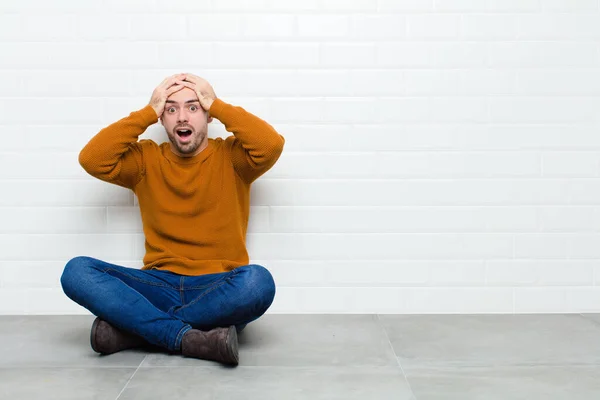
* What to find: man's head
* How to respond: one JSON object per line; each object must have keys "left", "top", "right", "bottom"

{"left": 160, "top": 87, "right": 213, "bottom": 157}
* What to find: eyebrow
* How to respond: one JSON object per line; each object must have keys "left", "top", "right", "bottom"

{"left": 165, "top": 99, "right": 200, "bottom": 104}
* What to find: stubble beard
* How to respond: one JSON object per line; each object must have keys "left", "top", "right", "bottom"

{"left": 170, "top": 130, "right": 206, "bottom": 155}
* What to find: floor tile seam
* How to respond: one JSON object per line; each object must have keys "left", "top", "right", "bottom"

{"left": 114, "top": 355, "right": 146, "bottom": 400}
{"left": 400, "top": 360, "right": 600, "bottom": 370}
{"left": 135, "top": 365, "right": 408, "bottom": 370}
{"left": 0, "top": 365, "right": 143, "bottom": 369}
{"left": 0, "top": 365, "right": 409, "bottom": 371}
{"left": 4, "top": 363, "right": 597, "bottom": 370}
{"left": 376, "top": 314, "right": 417, "bottom": 398}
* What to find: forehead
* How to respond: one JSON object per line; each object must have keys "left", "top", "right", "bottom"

{"left": 166, "top": 87, "right": 198, "bottom": 104}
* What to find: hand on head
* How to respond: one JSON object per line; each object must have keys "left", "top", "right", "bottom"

{"left": 149, "top": 74, "right": 187, "bottom": 118}
{"left": 179, "top": 73, "right": 217, "bottom": 112}
{"left": 149, "top": 73, "right": 216, "bottom": 118}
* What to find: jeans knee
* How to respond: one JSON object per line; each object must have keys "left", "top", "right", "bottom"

{"left": 242, "top": 264, "right": 276, "bottom": 313}
{"left": 61, "top": 256, "right": 94, "bottom": 298}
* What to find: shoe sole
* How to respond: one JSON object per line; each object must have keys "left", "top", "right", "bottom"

{"left": 90, "top": 317, "right": 101, "bottom": 354}
{"left": 226, "top": 325, "right": 239, "bottom": 366}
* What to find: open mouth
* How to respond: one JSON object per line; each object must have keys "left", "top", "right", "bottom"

{"left": 176, "top": 127, "right": 193, "bottom": 142}
{"left": 176, "top": 128, "right": 193, "bottom": 138}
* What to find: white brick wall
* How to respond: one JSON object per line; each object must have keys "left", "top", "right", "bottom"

{"left": 1, "top": 0, "right": 600, "bottom": 314}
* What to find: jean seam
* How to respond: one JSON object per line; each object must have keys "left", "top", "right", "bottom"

{"left": 182, "top": 270, "right": 236, "bottom": 290}
{"left": 174, "top": 324, "right": 192, "bottom": 351}
{"left": 176, "top": 277, "right": 231, "bottom": 313}
{"left": 104, "top": 268, "right": 175, "bottom": 289}
{"left": 179, "top": 276, "right": 185, "bottom": 305}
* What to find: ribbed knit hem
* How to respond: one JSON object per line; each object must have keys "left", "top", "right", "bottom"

{"left": 139, "top": 104, "right": 160, "bottom": 124}
{"left": 208, "top": 98, "right": 226, "bottom": 119}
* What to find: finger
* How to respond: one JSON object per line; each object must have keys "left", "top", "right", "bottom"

{"left": 168, "top": 80, "right": 196, "bottom": 92}
{"left": 173, "top": 79, "right": 194, "bottom": 89}
{"left": 183, "top": 74, "right": 200, "bottom": 82}
{"left": 166, "top": 83, "right": 184, "bottom": 92}
{"left": 165, "top": 78, "right": 187, "bottom": 90}
{"left": 161, "top": 79, "right": 176, "bottom": 90}
{"left": 162, "top": 74, "right": 186, "bottom": 89}
{"left": 178, "top": 81, "right": 196, "bottom": 89}
{"left": 180, "top": 82, "right": 202, "bottom": 96}
{"left": 164, "top": 74, "right": 183, "bottom": 83}
{"left": 165, "top": 84, "right": 185, "bottom": 95}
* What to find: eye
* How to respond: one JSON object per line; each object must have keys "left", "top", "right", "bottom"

{"left": 189, "top": 105, "right": 198, "bottom": 112}
{"left": 167, "top": 107, "right": 176, "bottom": 113}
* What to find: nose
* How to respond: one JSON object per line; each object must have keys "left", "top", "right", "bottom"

{"left": 177, "top": 109, "right": 188, "bottom": 123}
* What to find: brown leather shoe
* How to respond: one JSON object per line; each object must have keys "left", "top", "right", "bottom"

{"left": 181, "top": 326, "right": 239, "bottom": 366}
{"left": 90, "top": 317, "right": 147, "bottom": 355}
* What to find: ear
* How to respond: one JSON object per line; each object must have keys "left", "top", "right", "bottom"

{"left": 159, "top": 115, "right": 164, "bottom": 126}
{"left": 207, "top": 115, "right": 213, "bottom": 123}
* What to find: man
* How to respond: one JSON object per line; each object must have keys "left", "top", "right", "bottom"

{"left": 61, "top": 73, "right": 285, "bottom": 366}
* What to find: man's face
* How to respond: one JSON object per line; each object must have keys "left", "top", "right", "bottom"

{"left": 161, "top": 87, "right": 211, "bottom": 157}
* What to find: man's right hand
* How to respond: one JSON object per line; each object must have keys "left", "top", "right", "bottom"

{"left": 149, "top": 74, "right": 187, "bottom": 118}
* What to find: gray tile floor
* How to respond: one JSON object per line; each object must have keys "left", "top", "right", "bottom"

{"left": 1, "top": 314, "right": 599, "bottom": 399}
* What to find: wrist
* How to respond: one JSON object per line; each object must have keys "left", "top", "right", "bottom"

{"left": 141, "top": 104, "right": 160, "bottom": 125}
{"left": 204, "top": 97, "right": 215, "bottom": 111}
{"left": 150, "top": 104, "right": 162, "bottom": 118}
{"left": 207, "top": 98, "right": 226, "bottom": 120}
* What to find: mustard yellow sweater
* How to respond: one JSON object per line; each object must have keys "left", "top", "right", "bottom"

{"left": 79, "top": 99, "right": 284, "bottom": 276}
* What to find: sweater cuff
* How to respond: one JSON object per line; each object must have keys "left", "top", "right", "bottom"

{"left": 140, "top": 104, "right": 159, "bottom": 124}
{"left": 208, "top": 98, "right": 226, "bottom": 119}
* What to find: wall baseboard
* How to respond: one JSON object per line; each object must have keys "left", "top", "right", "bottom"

{"left": 2, "top": 287, "right": 599, "bottom": 315}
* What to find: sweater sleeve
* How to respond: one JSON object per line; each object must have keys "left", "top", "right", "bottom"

{"left": 78, "top": 105, "right": 158, "bottom": 189}
{"left": 209, "top": 99, "right": 285, "bottom": 183}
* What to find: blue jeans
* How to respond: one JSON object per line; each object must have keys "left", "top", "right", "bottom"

{"left": 60, "top": 256, "right": 276, "bottom": 352}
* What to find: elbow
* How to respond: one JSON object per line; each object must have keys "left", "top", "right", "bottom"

{"left": 78, "top": 146, "right": 99, "bottom": 176}
{"left": 78, "top": 148, "right": 92, "bottom": 173}
{"left": 271, "top": 134, "right": 285, "bottom": 159}
{"left": 264, "top": 136, "right": 284, "bottom": 166}
{"left": 252, "top": 135, "right": 284, "bottom": 172}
